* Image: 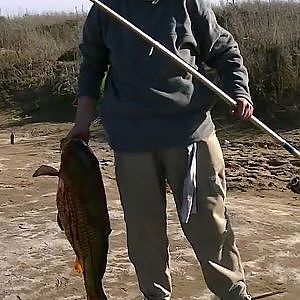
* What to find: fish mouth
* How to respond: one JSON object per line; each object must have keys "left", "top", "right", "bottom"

{"left": 60, "top": 137, "right": 88, "bottom": 152}
{"left": 60, "top": 137, "right": 72, "bottom": 151}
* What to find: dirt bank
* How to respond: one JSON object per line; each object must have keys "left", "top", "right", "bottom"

{"left": 0, "top": 121, "right": 299, "bottom": 299}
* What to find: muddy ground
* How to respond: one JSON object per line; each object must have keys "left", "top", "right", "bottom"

{"left": 0, "top": 118, "right": 299, "bottom": 300}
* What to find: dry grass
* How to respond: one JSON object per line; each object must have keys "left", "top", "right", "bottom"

{"left": 0, "top": 13, "right": 83, "bottom": 105}
{"left": 215, "top": 1, "right": 300, "bottom": 115}
{"left": 0, "top": 1, "right": 299, "bottom": 122}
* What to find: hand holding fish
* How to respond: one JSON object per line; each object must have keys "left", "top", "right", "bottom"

{"left": 68, "top": 123, "right": 90, "bottom": 144}
{"left": 68, "top": 96, "right": 95, "bottom": 143}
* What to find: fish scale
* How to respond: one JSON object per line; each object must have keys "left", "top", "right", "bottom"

{"left": 33, "top": 138, "right": 111, "bottom": 300}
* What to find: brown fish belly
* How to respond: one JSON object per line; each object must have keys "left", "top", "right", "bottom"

{"left": 57, "top": 139, "right": 111, "bottom": 300}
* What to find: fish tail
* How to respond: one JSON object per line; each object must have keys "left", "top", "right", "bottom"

{"left": 83, "top": 257, "right": 107, "bottom": 300}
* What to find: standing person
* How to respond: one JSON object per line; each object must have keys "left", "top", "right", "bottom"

{"left": 68, "top": 0, "right": 253, "bottom": 299}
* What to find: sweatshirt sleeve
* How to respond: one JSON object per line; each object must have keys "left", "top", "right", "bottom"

{"left": 188, "top": 0, "right": 252, "bottom": 104}
{"left": 77, "top": 5, "right": 109, "bottom": 99}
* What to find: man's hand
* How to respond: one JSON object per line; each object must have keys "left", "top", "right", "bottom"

{"left": 232, "top": 98, "right": 254, "bottom": 120}
{"left": 67, "top": 96, "right": 95, "bottom": 144}
{"left": 67, "top": 123, "right": 90, "bottom": 144}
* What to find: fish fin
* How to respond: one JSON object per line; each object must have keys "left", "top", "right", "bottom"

{"left": 33, "top": 165, "right": 59, "bottom": 177}
{"left": 74, "top": 256, "right": 84, "bottom": 273}
{"left": 57, "top": 214, "right": 64, "bottom": 231}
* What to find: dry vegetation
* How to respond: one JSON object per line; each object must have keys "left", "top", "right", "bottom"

{"left": 215, "top": 1, "right": 300, "bottom": 121}
{"left": 0, "top": 1, "right": 299, "bottom": 124}
{"left": 0, "top": 13, "right": 84, "bottom": 115}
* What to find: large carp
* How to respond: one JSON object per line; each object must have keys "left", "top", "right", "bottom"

{"left": 33, "top": 138, "right": 111, "bottom": 300}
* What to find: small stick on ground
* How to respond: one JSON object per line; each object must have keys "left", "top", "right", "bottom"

{"left": 253, "top": 290, "right": 286, "bottom": 299}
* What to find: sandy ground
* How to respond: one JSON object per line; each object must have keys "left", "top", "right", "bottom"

{"left": 0, "top": 120, "right": 299, "bottom": 300}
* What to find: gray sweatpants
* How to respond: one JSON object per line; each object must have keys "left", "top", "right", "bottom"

{"left": 114, "top": 132, "right": 249, "bottom": 300}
